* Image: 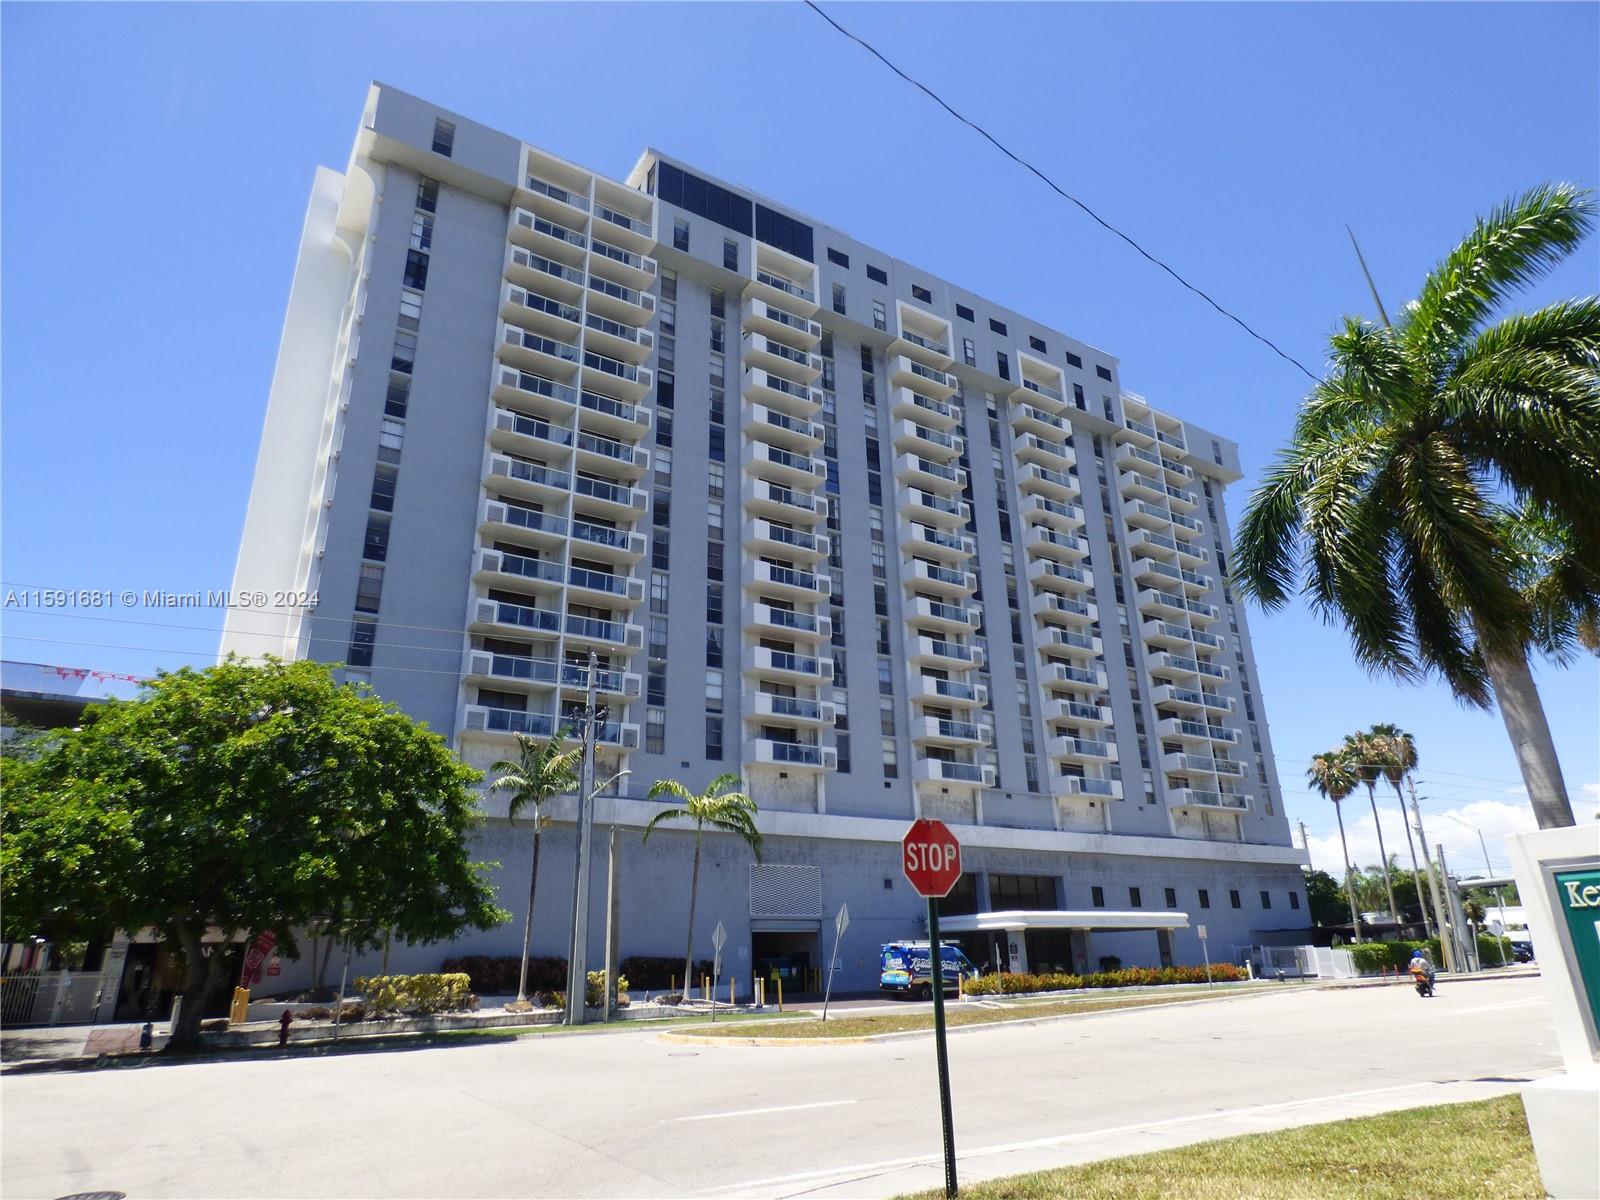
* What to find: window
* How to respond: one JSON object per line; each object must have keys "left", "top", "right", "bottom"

{"left": 704, "top": 670, "right": 724, "bottom": 712}
{"left": 881, "top": 736, "right": 897, "bottom": 779}
{"left": 1229, "top": 889, "right": 1242, "bottom": 909}
{"left": 1065, "top": 351, "right": 1082, "bottom": 369}
{"left": 956, "top": 303, "right": 974, "bottom": 322}
{"left": 1129, "top": 886, "right": 1143, "bottom": 908}
{"left": 385, "top": 373, "right": 411, "bottom": 418}
{"left": 431, "top": 118, "right": 456, "bottom": 156}
{"left": 1091, "top": 885, "right": 1105, "bottom": 908}
{"left": 912, "top": 284, "right": 932, "bottom": 303}
{"left": 962, "top": 337, "right": 976, "bottom": 367}
{"left": 996, "top": 351, "right": 1011, "bottom": 381}
{"left": 391, "top": 332, "right": 417, "bottom": 374}
{"left": 705, "top": 715, "right": 723, "bottom": 760}
{"left": 378, "top": 418, "right": 405, "bottom": 463}
{"left": 1198, "top": 888, "right": 1211, "bottom": 909}
{"left": 1164, "top": 887, "right": 1178, "bottom": 908}
{"left": 1096, "top": 365, "right": 1113, "bottom": 381}
{"left": 415, "top": 178, "right": 438, "bottom": 213}
{"left": 369, "top": 466, "right": 398, "bottom": 512}
{"left": 866, "top": 264, "right": 887, "bottom": 284}
{"left": 397, "top": 288, "right": 424, "bottom": 332}
{"left": 410, "top": 212, "right": 433, "bottom": 252}
{"left": 646, "top": 707, "right": 666, "bottom": 754}
{"left": 362, "top": 516, "right": 390, "bottom": 562}
{"left": 827, "top": 247, "right": 849, "bottom": 267}
{"left": 404, "top": 249, "right": 430, "bottom": 291}
{"left": 872, "top": 299, "right": 887, "bottom": 331}
{"left": 347, "top": 618, "right": 377, "bottom": 667}
{"left": 989, "top": 874, "right": 1056, "bottom": 910}
{"left": 832, "top": 283, "right": 846, "bottom": 315}
{"left": 1289, "top": 891, "right": 1301, "bottom": 911}
{"left": 1029, "top": 335, "right": 1046, "bottom": 352}
{"left": 673, "top": 217, "right": 689, "bottom": 252}
{"left": 723, "top": 238, "right": 739, "bottom": 271}
{"left": 989, "top": 318, "right": 1007, "bottom": 335}
{"left": 1260, "top": 890, "right": 1272, "bottom": 909}
{"left": 354, "top": 564, "right": 384, "bottom": 613}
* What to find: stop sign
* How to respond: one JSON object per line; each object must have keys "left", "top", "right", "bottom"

{"left": 902, "top": 818, "right": 962, "bottom": 898}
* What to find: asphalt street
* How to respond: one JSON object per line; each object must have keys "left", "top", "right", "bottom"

{"left": 0, "top": 975, "right": 1559, "bottom": 1199}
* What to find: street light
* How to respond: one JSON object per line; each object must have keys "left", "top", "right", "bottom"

{"left": 1438, "top": 812, "right": 1508, "bottom": 969}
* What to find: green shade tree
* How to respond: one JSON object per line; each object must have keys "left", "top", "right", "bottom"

{"left": 641, "top": 773, "right": 762, "bottom": 999}
{"left": 0, "top": 657, "right": 507, "bottom": 1051}
{"left": 1302, "top": 868, "right": 1350, "bottom": 928}
{"left": 1306, "top": 750, "right": 1364, "bottom": 941}
{"left": 1235, "top": 184, "right": 1600, "bottom": 832}
{"left": 489, "top": 734, "right": 580, "bottom": 1004}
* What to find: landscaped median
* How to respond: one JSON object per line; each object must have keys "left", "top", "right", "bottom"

{"left": 895, "top": 1095, "right": 1540, "bottom": 1200}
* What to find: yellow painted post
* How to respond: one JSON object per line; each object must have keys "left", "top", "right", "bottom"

{"left": 670, "top": 974, "right": 675, "bottom": 996}
{"left": 777, "top": 977, "right": 784, "bottom": 1011}
{"left": 729, "top": 977, "right": 735, "bottom": 1007}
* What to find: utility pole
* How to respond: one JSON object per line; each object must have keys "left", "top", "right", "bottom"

{"left": 1298, "top": 821, "right": 1313, "bottom": 872}
{"left": 1407, "top": 778, "right": 1452, "bottom": 964}
{"left": 1438, "top": 844, "right": 1477, "bottom": 973}
{"left": 566, "top": 651, "right": 600, "bottom": 1026}
{"left": 1443, "top": 813, "right": 1507, "bottom": 969}
{"left": 603, "top": 823, "right": 621, "bottom": 1020}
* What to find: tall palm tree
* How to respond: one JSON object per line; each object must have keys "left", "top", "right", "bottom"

{"left": 1235, "top": 184, "right": 1600, "bottom": 831}
{"left": 1368, "top": 722, "right": 1434, "bottom": 936}
{"left": 642, "top": 773, "right": 763, "bottom": 999}
{"left": 1343, "top": 730, "right": 1399, "bottom": 925}
{"left": 1306, "top": 750, "right": 1364, "bottom": 942}
{"left": 490, "top": 735, "right": 580, "bottom": 1003}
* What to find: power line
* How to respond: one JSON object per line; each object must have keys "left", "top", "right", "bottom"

{"left": 802, "top": 0, "right": 1320, "bottom": 384}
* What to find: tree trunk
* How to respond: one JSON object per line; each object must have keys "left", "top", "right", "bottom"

{"left": 1333, "top": 800, "right": 1362, "bottom": 943}
{"left": 1481, "top": 642, "right": 1576, "bottom": 829}
{"left": 682, "top": 824, "right": 703, "bottom": 1002}
{"left": 1366, "top": 784, "right": 1399, "bottom": 925}
{"left": 517, "top": 821, "right": 543, "bottom": 1002}
{"left": 165, "top": 923, "right": 232, "bottom": 1054}
{"left": 1390, "top": 779, "right": 1433, "bottom": 937}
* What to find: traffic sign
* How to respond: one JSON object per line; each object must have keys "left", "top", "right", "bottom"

{"left": 712, "top": 920, "right": 727, "bottom": 982}
{"left": 1197, "top": 924, "right": 1208, "bottom": 940}
{"left": 902, "top": 818, "right": 962, "bottom": 898}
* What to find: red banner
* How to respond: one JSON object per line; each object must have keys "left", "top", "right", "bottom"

{"left": 241, "top": 930, "right": 278, "bottom": 986}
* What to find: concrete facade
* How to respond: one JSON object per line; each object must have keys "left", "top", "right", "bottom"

{"left": 227, "top": 84, "right": 1310, "bottom": 995}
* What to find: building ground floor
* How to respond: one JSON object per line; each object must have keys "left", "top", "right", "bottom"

{"left": 260, "top": 796, "right": 1312, "bottom": 999}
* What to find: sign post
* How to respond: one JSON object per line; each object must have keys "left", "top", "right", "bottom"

{"left": 711, "top": 921, "right": 727, "bottom": 1023}
{"left": 821, "top": 903, "right": 850, "bottom": 1022}
{"left": 902, "top": 818, "right": 962, "bottom": 1200}
{"left": 1197, "top": 924, "right": 1213, "bottom": 988}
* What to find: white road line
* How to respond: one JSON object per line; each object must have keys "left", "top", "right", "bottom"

{"left": 711, "top": 1081, "right": 1443, "bottom": 1192}
{"left": 1449, "top": 998, "right": 1546, "bottom": 1016}
{"left": 669, "top": 1100, "right": 858, "bottom": 1123}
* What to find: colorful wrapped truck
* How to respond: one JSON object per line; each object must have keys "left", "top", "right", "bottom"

{"left": 879, "top": 941, "right": 978, "bottom": 999}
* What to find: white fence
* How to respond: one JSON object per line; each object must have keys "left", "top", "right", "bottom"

{"left": 1242, "top": 945, "right": 1355, "bottom": 980}
{"left": 0, "top": 970, "right": 119, "bottom": 1027}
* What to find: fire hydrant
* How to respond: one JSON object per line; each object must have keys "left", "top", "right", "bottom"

{"left": 138, "top": 1021, "right": 153, "bottom": 1051}
{"left": 278, "top": 1010, "right": 293, "bottom": 1047}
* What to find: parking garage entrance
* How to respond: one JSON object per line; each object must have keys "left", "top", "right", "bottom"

{"left": 752, "top": 929, "right": 819, "bottom": 997}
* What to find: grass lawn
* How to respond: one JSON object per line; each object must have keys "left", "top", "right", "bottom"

{"left": 899, "top": 1095, "right": 1540, "bottom": 1200}
{"left": 692, "top": 990, "right": 1248, "bottom": 1039}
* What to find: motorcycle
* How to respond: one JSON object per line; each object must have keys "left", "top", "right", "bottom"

{"left": 1410, "top": 967, "right": 1435, "bottom": 998}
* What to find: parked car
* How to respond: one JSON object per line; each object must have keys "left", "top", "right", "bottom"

{"left": 1512, "top": 941, "right": 1535, "bottom": 963}
{"left": 879, "top": 941, "right": 978, "bottom": 1000}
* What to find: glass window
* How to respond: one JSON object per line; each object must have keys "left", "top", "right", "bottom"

{"left": 912, "top": 284, "right": 932, "bottom": 303}
{"left": 1065, "top": 351, "right": 1082, "bottom": 368}
{"left": 354, "top": 564, "right": 384, "bottom": 613}
{"left": 1029, "top": 335, "right": 1046, "bottom": 352}
{"left": 347, "top": 618, "right": 377, "bottom": 668}
{"left": 989, "top": 318, "right": 1007, "bottom": 335}
{"left": 872, "top": 300, "right": 887, "bottom": 331}
{"left": 1091, "top": 885, "right": 1105, "bottom": 908}
{"left": 832, "top": 283, "right": 846, "bottom": 315}
{"left": 723, "top": 238, "right": 739, "bottom": 270}
{"left": 1199, "top": 889, "right": 1210, "bottom": 909}
{"left": 955, "top": 303, "right": 974, "bottom": 322}
{"left": 431, "top": 118, "right": 455, "bottom": 156}
{"left": 866, "top": 264, "right": 887, "bottom": 284}
{"left": 827, "top": 248, "right": 849, "bottom": 267}
{"left": 673, "top": 218, "right": 689, "bottom": 252}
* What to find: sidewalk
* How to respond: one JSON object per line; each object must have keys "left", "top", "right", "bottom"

{"left": 1323, "top": 964, "right": 1541, "bottom": 988}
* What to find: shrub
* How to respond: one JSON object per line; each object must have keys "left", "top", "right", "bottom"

{"left": 961, "top": 963, "right": 1247, "bottom": 995}
{"left": 1477, "top": 934, "right": 1515, "bottom": 966}
{"left": 1098, "top": 956, "right": 1123, "bottom": 972}
{"left": 355, "top": 973, "right": 477, "bottom": 1015}
{"left": 618, "top": 956, "right": 715, "bottom": 991}
{"left": 440, "top": 955, "right": 567, "bottom": 994}
{"left": 584, "top": 970, "right": 630, "bottom": 1007}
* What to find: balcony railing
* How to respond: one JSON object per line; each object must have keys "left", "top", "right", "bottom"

{"left": 593, "top": 203, "right": 651, "bottom": 236}
{"left": 572, "top": 474, "right": 644, "bottom": 508}
{"left": 759, "top": 694, "right": 827, "bottom": 721}
{"left": 495, "top": 457, "right": 572, "bottom": 492}
{"left": 482, "top": 599, "right": 562, "bottom": 633}
{"left": 590, "top": 239, "right": 654, "bottom": 273}
{"left": 514, "top": 209, "right": 586, "bottom": 248}
{"left": 502, "top": 328, "right": 580, "bottom": 364}
{"left": 525, "top": 175, "right": 589, "bottom": 211}
{"left": 493, "top": 501, "right": 567, "bottom": 538}
{"left": 571, "top": 520, "right": 640, "bottom": 552}
{"left": 511, "top": 248, "right": 585, "bottom": 285}
{"left": 473, "top": 706, "right": 558, "bottom": 736}
{"left": 580, "top": 391, "right": 643, "bottom": 424}
{"left": 1022, "top": 378, "right": 1065, "bottom": 403}
{"left": 563, "top": 613, "right": 636, "bottom": 645}
{"left": 500, "top": 367, "right": 579, "bottom": 406}
{"left": 756, "top": 271, "right": 815, "bottom": 303}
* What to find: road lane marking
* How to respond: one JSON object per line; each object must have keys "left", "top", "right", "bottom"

{"left": 668, "top": 1099, "right": 857, "bottom": 1123}
{"left": 711, "top": 1081, "right": 1450, "bottom": 1191}
{"left": 1449, "top": 999, "right": 1546, "bottom": 1016}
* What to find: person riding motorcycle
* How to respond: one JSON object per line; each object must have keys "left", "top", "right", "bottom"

{"left": 1409, "top": 949, "right": 1436, "bottom": 996}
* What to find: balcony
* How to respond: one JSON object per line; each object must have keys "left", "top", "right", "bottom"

{"left": 1142, "top": 620, "right": 1224, "bottom": 652}
{"left": 464, "top": 649, "right": 560, "bottom": 691}
{"left": 743, "top": 403, "right": 825, "bottom": 451}
{"left": 907, "top": 595, "right": 980, "bottom": 632}
{"left": 1025, "top": 525, "right": 1090, "bottom": 563}
{"left": 743, "top": 645, "right": 832, "bottom": 684}
{"left": 1127, "top": 528, "right": 1208, "bottom": 568}
{"left": 1155, "top": 424, "right": 1187, "bottom": 453}
{"left": 469, "top": 597, "right": 562, "bottom": 639}
{"left": 906, "top": 522, "right": 976, "bottom": 563}
{"left": 486, "top": 455, "right": 571, "bottom": 505}
{"left": 894, "top": 453, "right": 965, "bottom": 494}
{"left": 1017, "top": 375, "right": 1067, "bottom": 408}
{"left": 580, "top": 350, "right": 652, "bottom": 403}
{"left": 749, "top": 441, "right": 826, "bottom": 487}
{"left": 583, "top": 312, "right": 655, "bottom": 364}
{"left": 1121, "top": 416, "right": 1158, "bottom": 446}
{"left": 1026, "top": 557, "right": 1092, "bottom": 594}
{"left": 905, "top": 558, "right": 978, "bottom": 596}
{"left": 1163, "top": 752, "right": 1248, "bottom": 779}
{"left": 743, "top": 602, "right": 830, "bottom": 642}
{"left": 509, "top": 206, "right": 587, "bottom": 261}
{"left": 749, "top": 270, "right": 818, "bottom": 311}
{"left": 562, "top": 612, "right": 645, "bottom": 652}
{"left": 557, "top": 663, "right": 642, "bottom": 701}
{"left": 461, "top": 704, "right": 559, "bottom": 739}
{"left": 742, "top": 332, "right": 823, "bottom": 382}
{"left": 913, "top": 674, "right": 987, "bottom": 707}
{"left": 1016, "top": 463, "right": 1079, "bottom": 501}
{"left": 1054, "top": 775, "right": 1123, "bottom": 801}
{"left": 743, "top": 367, "right": 824, "bottom": 414}
{"left": 591, "top": 720, "right": 642, "bottom": 751}
{"left": 493, "top": 365, "right": 580, "bottom": 420}
{"left": 506, "top": 245, "right": 586, "bottom": 300}
{"left": 745, "top": 737, "right": 835, "bottom": 771}
{"left": 750, "top": 691, "right": 835, "bottom": 726}
{"left": 750, "top": 559, "right": 830, "bottom": 600}
{"left": 909, "top": 635, "right": 983, "bottom": 669}
{"left": 521, "top": 173, "right": 589, "bottom": 219}
{"left": 1038, "top": 627, "right": 1102, "bottom": 659}
{"left": 1147, "top": 652, "right": 1230, "bottom": 682}
{"left": 585, "top": 272, "right": 656, "bottom": 326}
{"left": 1010, "top": 404, "right": 1068, "bottom": 439}
{"left": 890, "top": 386, "right": 959, "bottom": 430}
{"left": 1033, "top": 593, "right": 1098, "bottom": 626}
{"left": 1043, "top": 697, "right": 1111, "bottom": 726}
{"left": 1019, "top": 494, "right": 1085, "bottom": 531}
{"left": 502, "top": 283, "right": 582, "bottom": 339}
{"left": 577, "top": 390, "right": 651, "bottom": 439}
{"left": 588, "top": 236, "right": 658, "bottom": 290}
{"left": 1167, "top": 788, "right": 1250, "bottom": 813}
{"left": 1157, "top": 716, "right": 1240, "bottom": 745}
{"left": 1131, "top": 555, "right": 1211, "bottom": 596}
{"left": 591, "top": 197, "right": 654, "bottom": 248}
{"left": 569, "top": 518, "right": 648, "bottom": 562}
{"left": 1047, "top": 736, "right": 1118, "bottom": 764}
{"left": 1014, "top": 434, "right": 1077, "bottom": 472}
{"left": 497, "top": 323, "right": 581, "bottom": 380}
{"left": 741, "top": 477, "right": 827, "bottom": 523}
{"left": 574, "top": 431, "right": 649, "bottom": 479}
{"left": 1137, "top": 588, "right": 1219, "bottom": 623}
{"left": 491, "top": 407, "right": 574, "bottom": 462}
{"left": 479, "top": 498, "right": 567, "bottom": 549}
{"left": 564, "top": 563, "right": 645, "bottom": 606}
{"left": 892, "top": 419, "right": 964, "bottom": 462}
{"left": 1150, "top": 684, "right": 1235, "bottom": 715}
{"left": 1042, "top": 662, "right": 1108, "bottom": 692}
{"left": 914, "top": 758, "right": 996, "bottom": 789}
{"left": 898, "top": 486, "right": 971, "bottom": 529}
{"left": 570, "top": 473, "right": 647, "bottom": 519}
{"left": 742, "top": 298, "right": 823, "bottom": 347}
{"left": 746, "top": 517, "right": 829, "bottom": 561}
{"left": 888, "top": 355, "right": 958, "bottom": 400}
{"left": 912, "top": 716, "right": 991, "bottom": 747}
{"left": 474, "top": 547, "right": 565, "bottom": 592}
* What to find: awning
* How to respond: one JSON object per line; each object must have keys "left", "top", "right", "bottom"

{"left": 938, "top": 909, "right": 1190, "bottom": 933}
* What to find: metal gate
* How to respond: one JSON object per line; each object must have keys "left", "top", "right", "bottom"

{"left": 0, "top": 970, "right": 118, "bottom": 1027}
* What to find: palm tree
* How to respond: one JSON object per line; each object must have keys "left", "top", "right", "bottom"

{"left": 1235, "top": 183, "right": 1600, "bottom": 831}
{"left": 1367, "top": 723, "right": 1434, "bottom": 936}
{"left": 1306, "top": 750, "right": 1364, "bottom": 942}
{"left": 490, "top": 735, "right": 580, "bottom": 1004}
{"left": 642, "top": 773, "right": 763, "bottom": 999}
{"left": 1343, "top": 731, "right": 1399, "bottom": 925}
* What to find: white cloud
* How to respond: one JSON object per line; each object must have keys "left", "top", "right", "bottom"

{"left": 1300, "top": 796, "right": 1537, "bottom": 879}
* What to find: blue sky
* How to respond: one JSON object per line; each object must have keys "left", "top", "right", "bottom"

{"left": 3, "top": 2, "right": 1597, "bottom": 870}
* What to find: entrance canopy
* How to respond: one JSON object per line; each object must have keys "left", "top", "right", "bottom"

{"left": 939, "top": 909, "right": 1190, "bottom": 934}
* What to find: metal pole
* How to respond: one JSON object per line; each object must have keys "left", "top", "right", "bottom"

{"left": 566, "top": 653, "right": 600, "bottom": 1025}
{"left": 603, "top": 824, "right": 620, "bottom": 1021}
{"left": 1438, "top": 844, "right": 1476, "bottom": 973}
{"left": 1407, "top": 779, "right": 1452, "bottom": 961}
{"left": 331, "top": 943, "right": 352, "bottom": 1041}
{"left": 1298, "top": 821, "right": 1313, "bottom": 872}
{"left": 1200, "top": 934, "right": 1214, "bottom": 988}
{"left": 927, "top": 900, "right": 958, "bottom": 1199}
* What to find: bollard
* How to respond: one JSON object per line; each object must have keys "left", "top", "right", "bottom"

{"left": 670, "top": 974, "right": 675, "bottom": 997}
{"left": 729, "top": 977, "right": 735, "bottom": 1007}
{"left": 777, "top": 977, "right": 784, "bottom": 1011}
